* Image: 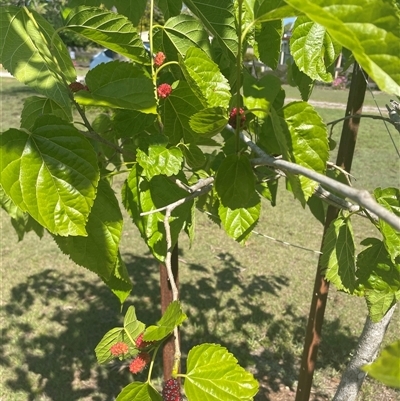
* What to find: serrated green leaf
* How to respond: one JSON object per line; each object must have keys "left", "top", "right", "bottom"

{"left": 287, "top": 60, "right": 315, "bottom": 101}
{"left": 374, "top": 187, "right": 400, "bottom": 263}
{"left": 115, "top": 0, "right": 148, "bottom": 26}
{"left": 282, "top": 101, "right": 329, "bottom": 200}
{"left": 153, "top": 14, "right": 213, "bottom": 61}
{"left": 161, "top": 80, "right": 203, "bottom": 144}
{"left": 124, "top": 306, "right": 146, "bottom": 342}
{"left": 136, "top": 145, "right": 183, "bottom": 179}
{"left": 254, "top": 20, "right": 282, "bottom": 70}
{"left": 290, "top": 16, "right": 341, "bottom": 83}
{"left": 215, "top": 154, "right": 256, "bottom": 209}
{"left": 189, "top": 107, "right": 228, "bottom": 137}
{"left": 95, "top": 327, "right": 125, "bottom": 364}
{"left": 321, "top": 215, "right": 356, "bottom": 293}
{"left": 20, "top": 96, "right": 72, "bottom": 130}
{"left": 307, "top": 194, "right": 326, "bottom": 225}
{"left": 113, "top": 110, "right": 156, "bottom": 139}
{"left": 75, "top": 61, "right": 156, "bottom": 113}
{"left": 180, "top": 143, "right": 206, "bottom": 169}
{"left": 184, "top": 343, "right": 259, "bottom": 401}
{"left": 254, "top": 0, "right": 298, "bottom": 22}
{"left": 0, "top": 7, "right": 75, "bottom": 112}
{"left": 364, "top": 290, "right": 397, "bottom": 323}
{"left": 144, "top": 300, "right": 187, "bottom": 342}
{"left": 243, "top": 72, "right": 282, "bottom": 119}
{"left": 0, "top": 116, "right": 99, "bottom": 236}
{"left": 184, "top": 0, "right": 238, "bottom": 60}
{"left": 53, "top": 179, "right": 123, "bottom": 279}
{"left": 181, "top": 47, "right": 231, "bottom": 109}
{"left": 116, "top": 382, "right": 162, "bottom": 401}
{"left": 284, "top": 0, "right": 400, "bottom": 96}
{"left": 64, "top": 6, "right": 149, "bottom": 64}
{"left": 219, "top": 193, "right": 261, "bottom": 244}
{"left": 363, "top": 340, "right": 400, "bottom": 388}
{"left": 157, "top": 0, "right": 183, "bottom": 19}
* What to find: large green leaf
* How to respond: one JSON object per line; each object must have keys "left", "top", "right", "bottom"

{"left": 113, "top": 110, "right": 156, "bottom": 139}
{"left": 0, "top": 7, "right": 75, "bottom": 112}
{"left": 136, "top": 145, "right": 183, "bottom": 179}
{"left": 254, "top": 0, "right": 298, "bottom": 22}
{"left": 114, "top": 0, "right": 148, "bottom": 26}
{"left": 144, "top": 300, "right": 187, "bottom": 341}
{"left": 63, "top": 6, "right": 149, "bottom": 64}
{"left": 20, "top": 96, "right": 72, "bottom": 130}
{"left": 254, "top": 20, "right": 283, "bottom": 70}
{"left": 219, "top": 193, "right": 261, "bottom": 244}
{"left": 287, "top": 60, "right": 314, "bottom": 101}
{"left": 374, "top": 187, "right": 400, "bottom": 263}
{"left": 184, "top": 343, "right": 259, "bottom": 401}
{"left": 364, "top": 290, "right": 398, "bottom": 323}
{"left": 54, "top": 179, "right": 123, "bottom": 280}
{"left": 0, "top": 115, "right": 99, "bottom": 236}
{"left": 282, "top": 101, "right": 329, "bottom": 200}
{"left": 215, "top": 154, "right": 256, "bottom": 209}
{"left": 74, "top": 61, "right": 156, "bottom": 113}
{"left": 157, "top": 0, "right": 183, "bottom": 19}
{"left": 321, "top": 215, "right": 356, "bottom": 293}
{"left": 181, "top": 47, "right": 231, "bottom": 109}
{"left": 153, "top": 14, "right": 213, "bottom": 60}
{"left": 284, "top": 0, "right": 400, "bottom": 96}
{"left": 290, "top": 16, "right": 341, "bottom": 83}
{"left": 184, "top": 0, "right": 238, "bottom": 60}
{"left": 189, "top": 107, "right": 228, "bottom": 137}
{"left": 363, "top": 340, "right": 400, "bottom": 388}
{"left": 116, "top": 382, "right": 162, "bottom": 401}
{"left": 160, "top": 80, "right": 204, "bottom": 144}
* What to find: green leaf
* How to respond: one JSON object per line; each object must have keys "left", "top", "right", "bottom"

{"left": 113, "top": 110, "right": 156, "bottom": 139}
{"left": 124, "top": 306, "right": 146, "bottom": 343}
{"left": 364, "top": 290, "right": 397, "bottom": 323}
{"left": 284, "top": 0, "right": 400, "bottom": 96}
{"left": 180, "top": 143, "right": 206, "bottom": 169}
{"left": 290, "top": 16, "right": 341, "bottom": 83}
{"left": 184, "top": 0, "right": 238, "bottom": 60}
{"left": 287, "top": 60, "right": 315, "bottom": 101}
{"left": 374, "top": 187, "right": 400, "bottom": 263}
{"left": 0, "top": 116, "right": 99, "bottom": 236}
{"left": 161, "top": 80, "right": 204, "bottom": 144}
{"left": 95, "top": 327, "right": 125, "bottom": 364}
{"left": 321, "top": 215, "right": 356, "bottom": 293}
{"left": 0, "top": 7, "right": 75, "bottom": 112}
{"left": 190, "top": 107, "right": 228, "bottom": 137}
{"left": 215, "top": 154, "right": 256, "bottom": 209}
{"left": 184, "top": 343, "right": 259, "bottom": 401}
{"left": 115, "top": 0, "right": 148, "bottom": 26}
{"left": 243, "top": 72, "right": 282, "bottom": 119}
{"left": 181, "top": 47, "right": 231, "bottom": 109}
{"left": 254, "top": 20, "right": 283, "bottom": 70}
{"left": 136, "top": 145, "right": 183, "bottom": 179}
{"left": 157, "top": 0, "right": 183, "bottom": 19}
{"left": 307, "top": 194, "right": 326, "bottom": 225}
{"left": 144, "top": 300, "right": 187, "bottom": 342}
{"left": 282, "top": 101, "right": 329, "bottom": 200}
{"left": 116, "top": 382, "right": 162, "bottom": 401}
{"left": 54, "top": 179, "right": 123, "bottom": 279}
{"left": 363, "top": 340, "right": 400, "bottom": 388}
{"left": 75, "top": 61, "right": 156, "bottom": 113}
{"left": 254, "top": 0, "right": 298, "bottom": 22}
{"left": 103, "top": 253, "right": 133, "bottom": 304}
{"left": 20, "top": 96, "right": 72, "bottom": 130}
{"left": 153, "top": 14, "right": 213, "bottom": 61}
{"left": 64, "top": 6, "right": 150, "bottom": 64}
{"left": 219, "top": 193, "right": 261, "bottom": 244}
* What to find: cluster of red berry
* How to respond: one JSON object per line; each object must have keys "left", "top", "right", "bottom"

{"left": 162, "top": 378, "right": 182, "bottom": 401}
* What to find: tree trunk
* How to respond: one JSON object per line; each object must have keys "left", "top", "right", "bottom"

{"left": 333, "top": 303, "right": 397, "bottom": 401}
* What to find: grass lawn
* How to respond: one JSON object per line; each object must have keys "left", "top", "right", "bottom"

{"left": 1, "top": 77, "right": 399, "bottom": 401}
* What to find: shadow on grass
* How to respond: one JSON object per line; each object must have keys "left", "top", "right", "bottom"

{"left": 0, "top": 251, "right": 358, "bottom": 401}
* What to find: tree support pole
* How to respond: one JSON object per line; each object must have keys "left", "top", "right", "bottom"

{"left": 160, "top": 243, "right": 179, "bottom": 381}
{"left": 295, "top": 63, "right": 368, "bottom": 401}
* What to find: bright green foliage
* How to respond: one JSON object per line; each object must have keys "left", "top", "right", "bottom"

{"left": 137, "top": 145, "right": 183, "bottom": 179}
{"left": 116, "top": 382, "right": 162, "bottom": 401}
{"left": 63, "top": 6, "right": 150, "bottom": 64}
{"left": 290, "top": 16, "right": 341, "bottom": 83}
{"left": 95, "top": 306, "right": 145, "bottom": 364}
{"left": 0, "top": 115, "right": 99, "bottom": 236}
{"left": 115, "top": 0, "right": 148, "bottom": 26}
{"left": 321, "top": 215, "right": 356, "bottom": 293}
{"left": 363, "top": 340, "right": 400, "bottom": 388}
{"left": 154, "top": 14, "right": 213, "bottom": 60}
{"left": 144, "top": 300, "right": 187, "bottom": 341}
{"left": 189, "top": 107, "right": 228, "bottom": 137}
{"left": 157, "top": 0, "right": 183, "bottom": 20}
{"left": 184, "top": 343, "right": 259, "bottom": 400}
{"left": 75, "top": 61, "right": 157, "bottom": 113}
{"left": 284, "top": 0, "right": 400, "bottom": 96}
{"left": 254, "top": 0, "right": 298, "bottom": 22}
{"left": 0, "top": 7, "right": 75, "bottom": 112}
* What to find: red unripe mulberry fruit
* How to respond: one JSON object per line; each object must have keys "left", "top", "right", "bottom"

{"left": 110, "top": 341, "right": 129, "bottom": 356}
{"left": 154, "top": 52, "right": 166, "bottom": 67}
{"left": 162, "top": 378, "right": 182, "bottom": 401}
{"left": 229, "top": 107, "right": 246, "bottom": 128}
{"left": 135, "top": 333, "right": 153, "bottom": 349}
{"left": 157, "top": 83, "right": 172, "bottom": 99}
{"left": 129, "top": 352, "right": 150, "bottom": 374}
